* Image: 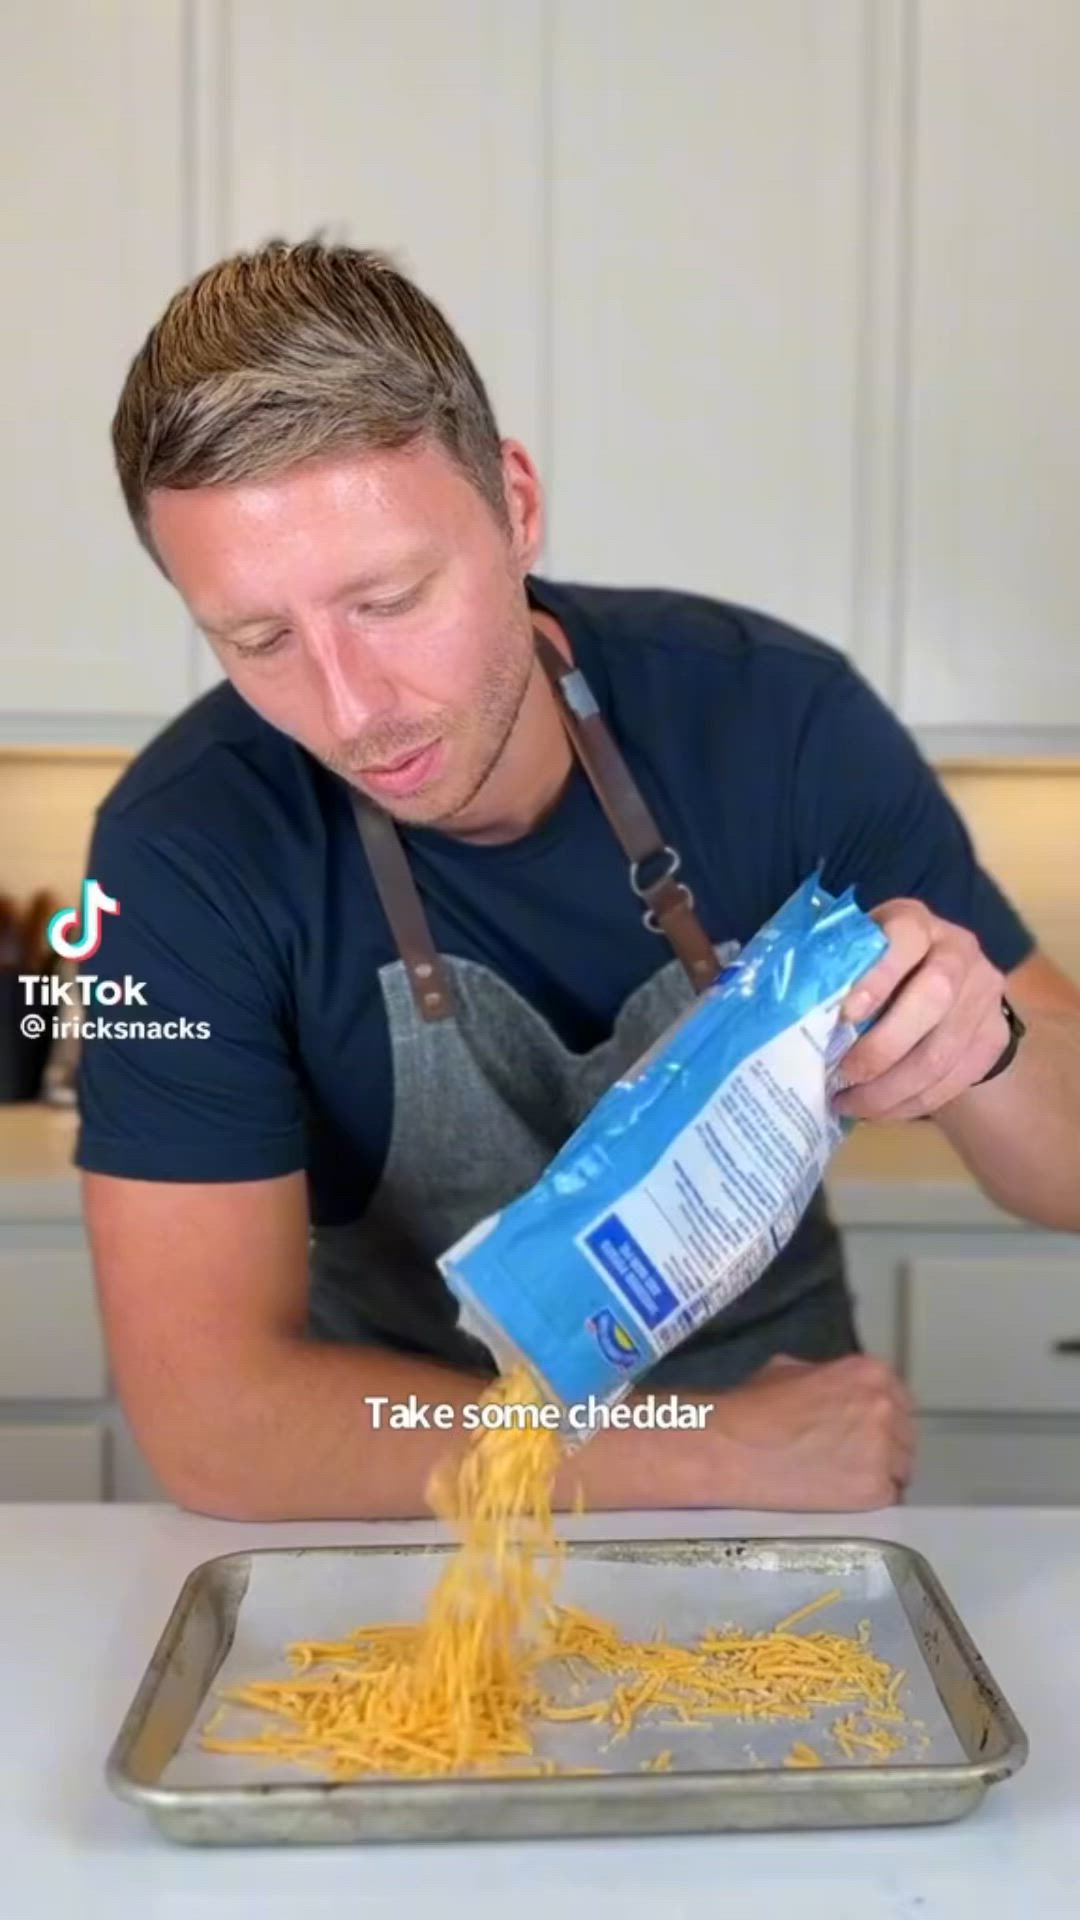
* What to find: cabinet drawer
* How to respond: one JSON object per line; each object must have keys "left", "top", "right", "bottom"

{"left": 908, "top": 1251, "right": 1080, "bottom": 1412}
{"left": 0, "top": 1247, "right": 107, "bottom": 1398}
{"left": 0, "top": 1423, "right": 105, "bottom": 1499}
{"left": 911, "top": 1417, "right": 1080, "bottom": 1505}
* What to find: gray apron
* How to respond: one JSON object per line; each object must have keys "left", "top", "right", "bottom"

{"left": 309, "top": 634, "right": 857, "bottom": 1392}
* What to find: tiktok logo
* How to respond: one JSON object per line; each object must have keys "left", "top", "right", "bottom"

{"left": 46, "top": 878, "right": 121, "bottom": 962}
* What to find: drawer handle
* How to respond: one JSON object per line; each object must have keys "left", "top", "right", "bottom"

{"left": 1051, "top": 1339, "right": 1080, "bottom": 1356}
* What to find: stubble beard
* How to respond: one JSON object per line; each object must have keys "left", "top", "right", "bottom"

{"left": 326, "top": 621, "right": 536, "bottom": 830}
{"left": 436, "top": 641, "right": 536, "bottom": 828}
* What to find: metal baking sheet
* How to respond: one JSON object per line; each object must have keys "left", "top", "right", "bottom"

{"left": 106, "top": 1537, "right": 1028, "bottom": 1844}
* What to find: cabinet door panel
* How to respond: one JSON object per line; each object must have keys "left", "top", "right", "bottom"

{"left": 901, "top": 1, "right": 1080, "bottom": 728}
{"left": 0, "top": 1424, "right": 104, "bottom": 1500}
{"left": 548, "top": 0, "right": 864, "bottom": 648}
{"left": 2, "top": 2, "right": 193, "bottom": 719}
{"left": 0, "top": 1248, "right": 107, "bottom": 1399}
{"left": 912, "top": 1418, "right": 1080, "bottom": 1506}
{"left": 908, "top": 1251, "right": 1080, "bottom": 1414}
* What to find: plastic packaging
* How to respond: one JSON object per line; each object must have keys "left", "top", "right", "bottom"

{"left": 438, "top": 874, "right": 887, "bottom": 1427}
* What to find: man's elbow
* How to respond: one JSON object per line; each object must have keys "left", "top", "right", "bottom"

{"left": 982, "top": 1179, "right": 1080, "bottom": 1235}
{"left": 165, "top": 1472, "right": 286, "bottom": 1523}
{"left": 132, "top": 1424, "right": 297, "bottom": 1522}
{"left": 153, "top": 1446, "right": 385, "bottom": 1522}
{"left": 152, "top": 1457, "right": 281, "bottom": 1522}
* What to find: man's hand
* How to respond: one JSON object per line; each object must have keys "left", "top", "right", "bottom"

{"left": 832, "top": 899, "right": 1010, "bottom": 1123}
{"left": 688, "top": 1353, "right": 916, "bottom": 1511}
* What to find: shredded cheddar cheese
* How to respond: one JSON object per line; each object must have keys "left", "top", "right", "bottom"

{"left": 204, "top": 1367, "right": 565, "bottom": 1779}
{"left": 201, "top": 1366, "right": 912, "bottom": 1779}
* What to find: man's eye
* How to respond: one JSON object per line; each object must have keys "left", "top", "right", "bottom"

{"left": 364, "top": 587, "right": 422, "bottom": 618}
{"left": 236, "top": 632, "right": 288, "bottom": 658}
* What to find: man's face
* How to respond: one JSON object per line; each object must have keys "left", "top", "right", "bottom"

{"left": 147, "top": 438, "right": 542, "bottom": 826}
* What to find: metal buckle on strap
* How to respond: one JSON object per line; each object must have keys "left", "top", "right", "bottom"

{"left": 629, "top": 845, "right": 696, "bottom": 935}
{"left": 643, "top": 884, "right": 696, "bottom": 936}
{"left": 629, "top": 845, "right": 682, "bottom": 898}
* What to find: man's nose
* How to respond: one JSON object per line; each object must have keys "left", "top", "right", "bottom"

{"left": 306, "top": 621, "right": 397, "bottom": 739}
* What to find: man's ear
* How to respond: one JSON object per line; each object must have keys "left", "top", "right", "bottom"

{"left": 499, "top": 438, "right": 545, "bottom": 571}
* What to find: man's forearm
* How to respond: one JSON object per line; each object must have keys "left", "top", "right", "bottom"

{"left": 937, "top": 1010, "right": 1080, "bottom": 1230}
{"left": 166, "top": 1338, "right": 716, "bottom": 1521}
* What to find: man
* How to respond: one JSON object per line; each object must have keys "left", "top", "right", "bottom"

{"left": 80, "top": 241, "right": 1080, "bottom": 1521}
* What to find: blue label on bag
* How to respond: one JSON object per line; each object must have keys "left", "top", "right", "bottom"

{"left": 583, "top": 1214, "right": 679, "bottom": 1329}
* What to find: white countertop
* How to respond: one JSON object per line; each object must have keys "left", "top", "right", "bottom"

{"left": 0, "top": 1102, "right": 1021, "bottom": 1227}
{"left": 2, "top": 1502, "right": 1077, "bottom": 1919}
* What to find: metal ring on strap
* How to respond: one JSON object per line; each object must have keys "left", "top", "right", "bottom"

{"left": 629, "top": 844, "right": 682, "bottom": 899}
{"left": 643, "top": 882, "right": 696, "bottom": 936}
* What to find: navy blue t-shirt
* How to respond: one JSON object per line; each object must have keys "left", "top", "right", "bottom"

{"left": 75, "top": 575, "right": 1034, "bottom": 1223}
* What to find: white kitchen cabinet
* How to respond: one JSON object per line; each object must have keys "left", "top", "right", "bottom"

{"left": 912, "top": 1419, "right": 1080, "bottom": 1507}
{"left": 5, "top": 2, "right": 1078, "bottom": 751}
{"left": 908, "top": 1247, "right": 1080, "bottom": 1415}
{"left": 0, "top": 1425, "right": 104, "bottom": 1501}
{"left": 0, "top": 1200, "right": 169, "bottom": 1501}
{"left": 0, "top": 1244, "right": 106, "bottom": 1400}
{"left": 899, "top": 0, "right": 1080, "bottom": 746}
{"left": 544, "top": 0, "right": 1080, "bottom": 749}
{"left": 2, "top": 1, "right": 195, "bottom": 742}
{"left": 840, "top": 1220, "right": 1080, "bottom": 1504}
{"left": 546, "top": 0, "right": 865, "bottom": 655}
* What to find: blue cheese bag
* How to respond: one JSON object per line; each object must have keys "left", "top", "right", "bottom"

{"left": 438, "top": 874, "right": 887, "bottom": 1426}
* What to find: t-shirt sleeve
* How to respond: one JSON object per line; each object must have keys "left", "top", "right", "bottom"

{"left": 792, "top": 663, "right": 1036, "bottom": 974}
{"left": 74, "top": 814, "right": 307, "bottom": 1182}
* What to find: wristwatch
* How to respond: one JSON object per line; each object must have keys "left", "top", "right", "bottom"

{"left": 974, "top": 997, "right": 1026, "bottom": 1087}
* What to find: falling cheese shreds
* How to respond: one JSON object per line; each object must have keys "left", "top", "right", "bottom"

{"left": 200, "top": 1366, "right": 912, "bottom": 1781}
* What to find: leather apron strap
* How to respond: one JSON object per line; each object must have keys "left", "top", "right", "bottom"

{"left": 349, "top": 794, "right": 455, "bottom": 1022}
{"left": 350, "top": 624, "right": 722, "bottom": 1021}
{"left": 532, "top": 629, "right": 720, "bottom": 993}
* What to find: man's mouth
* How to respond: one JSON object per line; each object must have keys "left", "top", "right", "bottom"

{"left": 357, "top": 739, "right": 444, "bottom": 799}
